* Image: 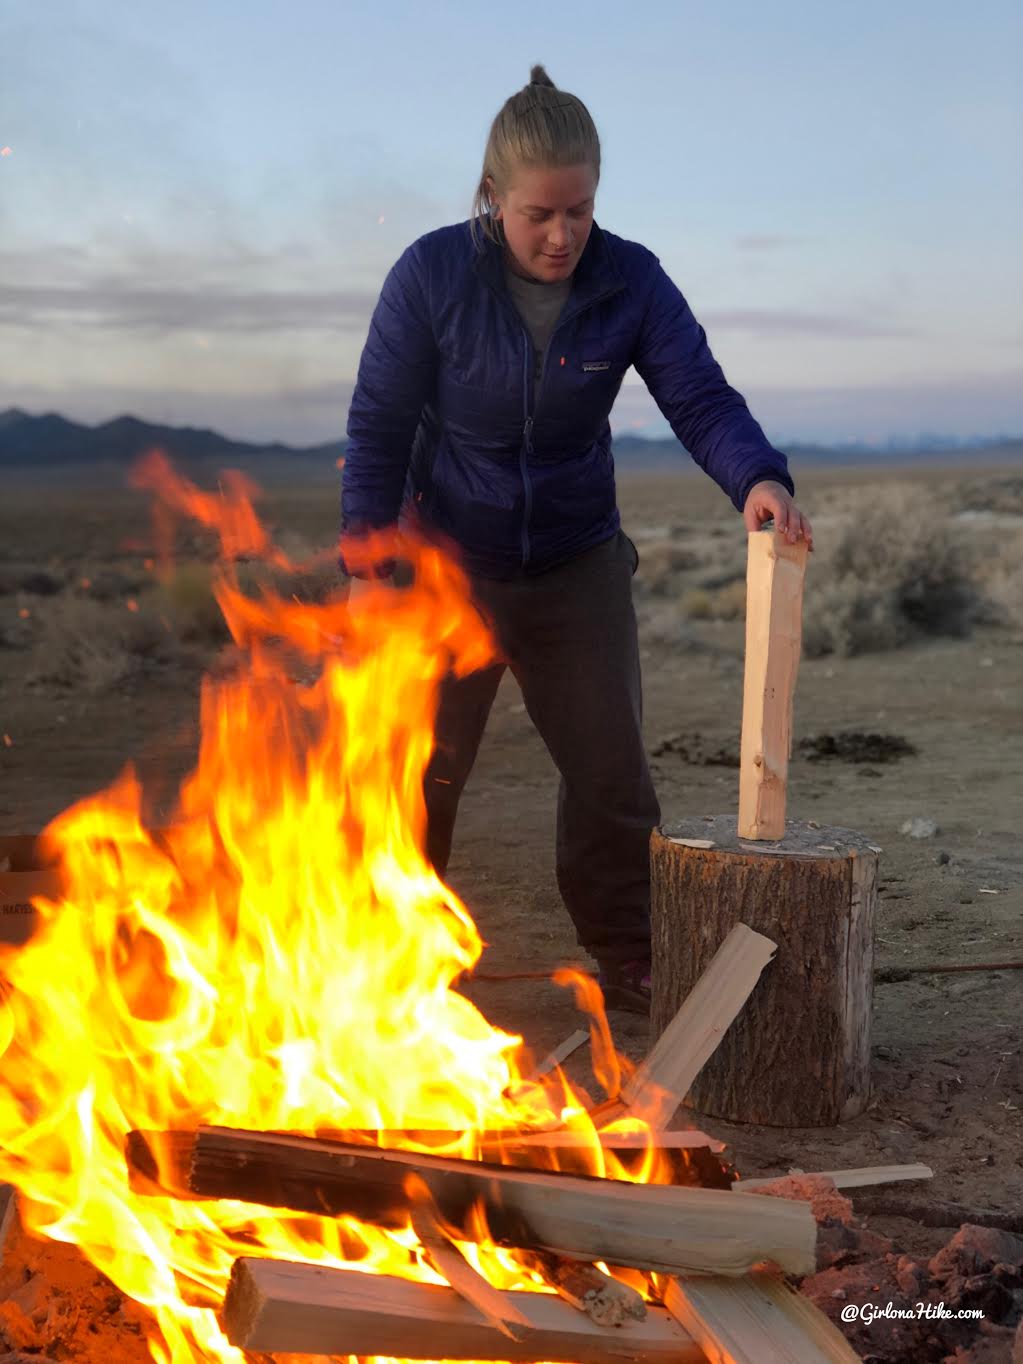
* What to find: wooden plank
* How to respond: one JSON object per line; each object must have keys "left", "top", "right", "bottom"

{"left": 738, "top": 526, "right": 808, "bottom": 840}
{"left": 664, "top": 1272, "right": 862, "bottom": 1364}
{"left": 127, "top": 1125, "right": 816, "bottom": 1276}
{"left": 406, "top": 1172, "right": 531, "bottom": 1342}
{"left": 737, "top": 1164, "right": 933, "bottom": 1191}
{"left": 623, "top": 923, "right": 777, "bottom": 1125}
{"left": 222, "top": 1257, "right": 704, "bottom": 1361}
{"left": 525, "top": 1028, "right": 590, "bottom": 1080}
{"left": 507, "top": 1127, "right": 724, "bottom": 1151}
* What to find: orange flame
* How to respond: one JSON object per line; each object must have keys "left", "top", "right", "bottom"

{"left": 0, "top": 455, "right": 657, "bottom": 1362}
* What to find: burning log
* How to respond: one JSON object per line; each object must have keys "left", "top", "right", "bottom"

{"left": 527, "top": 1251, "right": 647, "bottom": 1326}
{"left": 127, "top": 1125, "right": 817, "bottom": 1276}
{"left": 405, "top": 1172, "right": 531, "bottom": 1342}
{"left": 221, "top": 1257, "right": 704, "bottom": 1361}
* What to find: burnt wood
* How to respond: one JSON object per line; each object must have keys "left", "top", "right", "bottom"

{"left": 127, "top": 1125, "right": 816, "bottom": 1276}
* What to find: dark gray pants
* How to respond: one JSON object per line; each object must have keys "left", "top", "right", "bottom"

{"left": 423, "top": 530, "right": 660, "bottom": 967}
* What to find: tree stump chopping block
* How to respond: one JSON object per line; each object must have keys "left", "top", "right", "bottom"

{"left": 651, "top": 815, "right": 879, "bottom": 1127}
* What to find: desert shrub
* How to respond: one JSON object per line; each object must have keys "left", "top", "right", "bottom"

{"left": 633, "top": 540, "right": 699, "bottom": 596}
{"left": 26, "top": 596, "right": 176, "bottom": 692}
{"left": 17, "top": 570, "right": 63, "bottom": 596}
{"left": 77, "top": 566, "right": 149, "bottom": 602}
{"left": 636, "top": 602, "right": 703, "bottom": 651}
{"left": 155, "top": 553, "right": 345, "bottom": 648}
{"left": 802, "top": 488, "right": 981, "bottom": 657}
{"left": 682, "top": 579, "right": 746, "bottom": 620}
{"left": 262, "top": 556, "right": 345, "bottom": 605}
{"left": 953, "top": 474, "right": 1023, "bottom": 516}
{"left": 971, "top": 531, "right": 1023, "bottom": 629}
{"left": 158, "top": 561, "right": 231, "bottom": 645}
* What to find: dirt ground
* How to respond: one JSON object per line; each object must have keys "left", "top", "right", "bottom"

{"left": 1, "top": 459, "right": 1021, "bottom": 1283}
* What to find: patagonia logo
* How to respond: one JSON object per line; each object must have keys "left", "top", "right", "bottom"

{"left": 582, "top": 360, "right": 611, "bottom": 372}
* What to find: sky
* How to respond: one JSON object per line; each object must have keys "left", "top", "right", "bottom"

{"left": 1, "top": 0, "right": 1021, "bottom": 448}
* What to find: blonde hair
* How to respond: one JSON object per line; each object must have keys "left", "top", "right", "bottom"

{"left": 470, "top": 64, "right": 601, "bottom": 251}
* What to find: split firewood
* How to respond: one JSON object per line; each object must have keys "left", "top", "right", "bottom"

{"left": 738, "top": 525, "right": 808, "bottom": 840}
{"left": 663, "top": 1271, "right": 861, "bottom": 1364}
{"left": 127, "top": 1125, "right": 817, "bottom": 1276}
{"left": 527, "top": 1250, "right": 647, "bottom": 1326}
{"left": 404, "top": 1173, "right": 531, "bottom": 1342}
{"left": 621, "top": 922, "right": 777, "bottom": 1128}
{"left": 507, "top": 1127, "right": 724, "bottom": 1152}
{"left": 524, "top": 1028, "right": 590, "bottom": 1080}
{"left": 221, "top": 1258, "right": 703, "bottom": 1361}
{"left": 737, "top": 1163, "right": 933, "bottom": 1191}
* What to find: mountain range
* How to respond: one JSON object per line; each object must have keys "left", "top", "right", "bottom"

{"left": 1, "top": 407, "right": 1020, "bottom": 474}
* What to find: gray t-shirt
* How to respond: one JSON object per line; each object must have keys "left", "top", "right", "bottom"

{"left": 503, "top": 261, "right": 572, "bottom": 383}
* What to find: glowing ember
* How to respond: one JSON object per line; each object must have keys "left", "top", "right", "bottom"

{"left": 0, "top": 452, "right": 655, "bottom": 1363}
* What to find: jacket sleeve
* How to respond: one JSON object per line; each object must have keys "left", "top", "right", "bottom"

{"left": 631, "top": 261, "right": 794, "bottom": 511}
{"left": 342, "top": 241, "right": 437, "bottom": 536}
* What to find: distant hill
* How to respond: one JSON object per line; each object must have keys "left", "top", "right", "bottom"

{"left": 1, "top": 408, "right": 1020, "bottom": 476}
{"left": 0, "top": 409, "right": 345, "bottom": 470}
{"left": 609, "top": 433, "right": 1023, "bottom": 469}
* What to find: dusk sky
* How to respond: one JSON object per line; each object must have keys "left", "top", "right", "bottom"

{"left": 2, "top": 0, "right": 1021, "bottom": 447}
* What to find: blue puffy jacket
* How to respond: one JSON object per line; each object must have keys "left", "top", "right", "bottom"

{"left": 342, "top": 217, "right": 794, "bottom": 578}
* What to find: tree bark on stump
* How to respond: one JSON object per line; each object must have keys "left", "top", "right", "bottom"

{"left": 651, "top": 816, "right": 879, "bottom": 1127}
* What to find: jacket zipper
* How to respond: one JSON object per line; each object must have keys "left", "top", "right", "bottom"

{"left": 501, "top": 282, "right": 627, "bottom": 570}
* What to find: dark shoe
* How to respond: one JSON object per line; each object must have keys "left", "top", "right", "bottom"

{"left": 597, "top": 959, "right": 651, "bottom": 1015}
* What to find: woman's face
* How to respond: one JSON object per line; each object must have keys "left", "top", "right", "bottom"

{"left": 490, "top": 163, "right": 598, "bottom": 284}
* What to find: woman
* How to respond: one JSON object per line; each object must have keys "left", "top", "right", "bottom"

{"left": 342, "top": 65, "right": 813, "bottom": 1012}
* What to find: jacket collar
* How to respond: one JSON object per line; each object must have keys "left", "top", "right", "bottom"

{"left": 471, "top": 216, "right": 626, "bottom": 310}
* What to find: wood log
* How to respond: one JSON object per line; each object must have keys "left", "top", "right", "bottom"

{"left": 221, "top": 1257, "right": 704, "bottom": 1361}
{"left": 506, "top": 1128, "right": 724, "bottom": 1152}
{"left": 405, "top": 1173, "right": 531, "bottom": 1341}
{"left": 738, "top": 526, "right": 808, "bottom": 840}
{"left": 525, "top": 1028, "right": 590, "bottom": 1080}
{"left": 125, "top": 1125, "right": 735, "bottom": 1197}
{"left": 528, "top": 1252, "right": 647, "bottom": 1326}
{"left": 663, "top": 1272, "right": 861, "bottom": 1364}
{"left": 127, "top": 1125, "right": 817, "bottom": 1276}
{"left": 737, "top": 1164, "right": 933, "bottom": 1191}
{"left": 651, "top": 817, "right": 878, "bottom": 1126}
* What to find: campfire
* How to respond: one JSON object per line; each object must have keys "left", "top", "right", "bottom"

{"left": 0, "top": 455, "right": 856, "bottom": 1363}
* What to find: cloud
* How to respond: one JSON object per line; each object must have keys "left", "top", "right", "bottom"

{"left": 702, "top": 309, "right": 917, "bottom": 340}
{"left": 0, "top": 278, "right": 377, "bottom": 335}
{"left": 0, "top": 239, "right": 381, "bottom": 334}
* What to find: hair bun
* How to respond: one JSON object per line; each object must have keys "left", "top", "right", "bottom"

{"left": 529, "top": 64, "right": 556, "bottom": 87}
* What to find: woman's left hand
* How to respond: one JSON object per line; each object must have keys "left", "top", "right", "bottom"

{"left": 743, "top": 480, "right": 814, "bottom": 550}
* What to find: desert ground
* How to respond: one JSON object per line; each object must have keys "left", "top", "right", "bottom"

{"left": 1, "top": 456, "right": 1021, "bottom": 1276}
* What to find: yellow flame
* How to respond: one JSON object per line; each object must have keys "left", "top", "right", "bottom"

{"left": 0, "top": 453, "right": 659, "bottom": 1362}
